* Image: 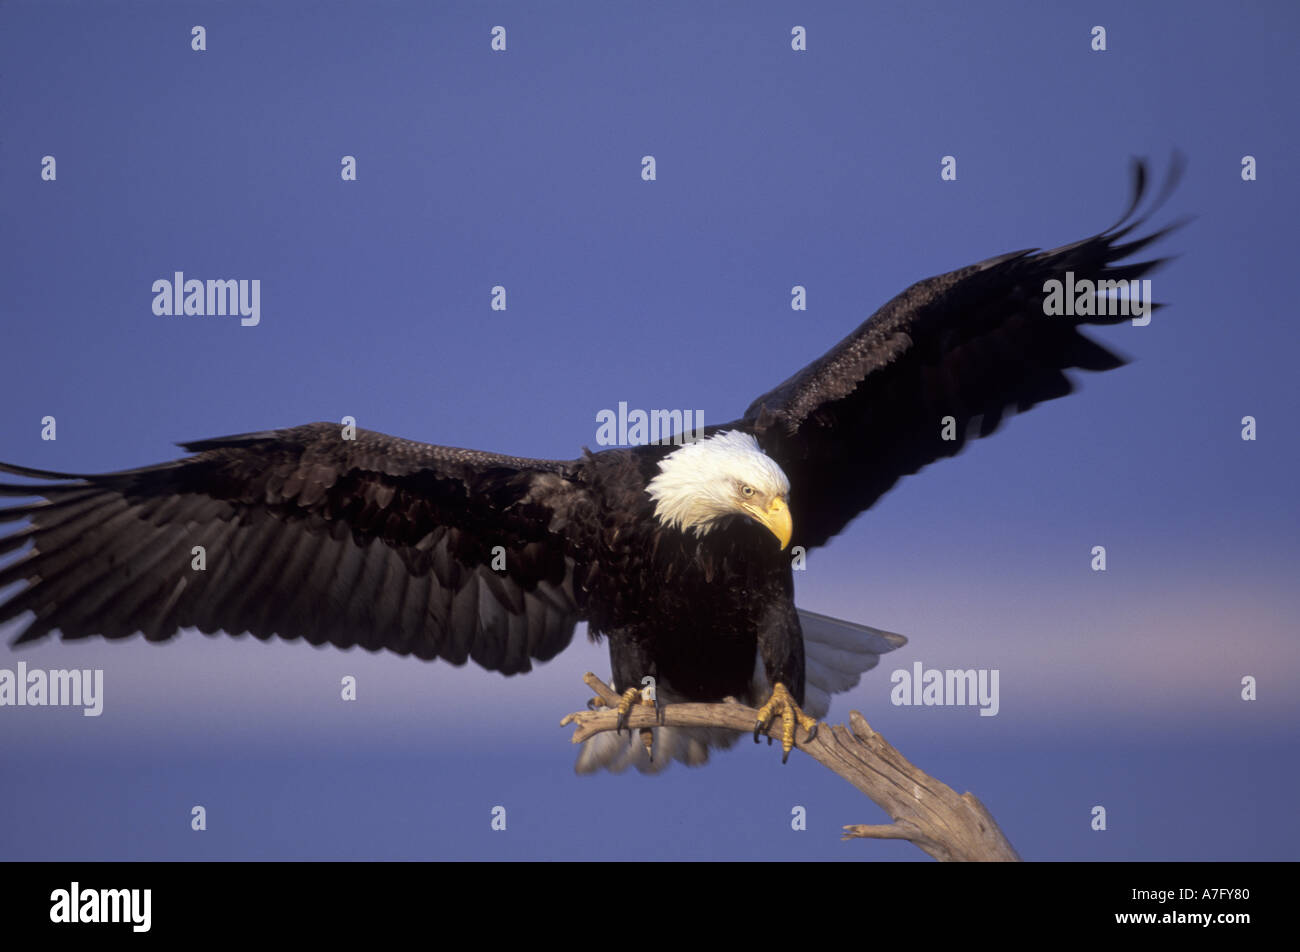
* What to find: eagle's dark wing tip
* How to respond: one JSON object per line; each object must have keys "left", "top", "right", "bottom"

{"left": 1112, "top": 152, "right": 1187, "bottom": 234}
{"left": 175, "top": 425, "right": 324, "bottom": 453}
{"left": 0, "top": 461, "right": 87, "bottom": 482}
{"left": 1119, "top": 156, "right": 1149, "bottom": 223}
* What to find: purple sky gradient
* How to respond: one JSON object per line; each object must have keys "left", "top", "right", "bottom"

{"left": 2, "top": 1, "right": 1297, "bottom": 860}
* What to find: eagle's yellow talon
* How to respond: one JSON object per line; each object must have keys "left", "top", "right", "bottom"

{"left": 615, "top": 686, "right": 659, "bottom": 749}
{"left": 752, "top": 681, "right": 818, "bottom": 763}
{"left": 615, "top": 687, "right": 641, "bottom": 733}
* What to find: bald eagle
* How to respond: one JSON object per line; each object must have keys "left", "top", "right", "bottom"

{"left": 0, "top": 160, "right": 1180, "bottom": 772}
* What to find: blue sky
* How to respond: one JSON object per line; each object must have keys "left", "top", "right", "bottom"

{"left": 1, "top": 1, "right": 1297, "bottom": 860}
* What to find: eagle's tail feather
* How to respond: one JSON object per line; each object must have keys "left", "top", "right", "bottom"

{"left": 797, "top": 608, "right": 907, "bottom": 719}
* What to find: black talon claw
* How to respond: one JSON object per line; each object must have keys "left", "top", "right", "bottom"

{"left": 805, "top": 723, "right": 818, "bottom": 744}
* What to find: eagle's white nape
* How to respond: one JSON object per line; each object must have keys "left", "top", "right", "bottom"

{"left": 645, "top": 430, "right": 790, "bottom": 537}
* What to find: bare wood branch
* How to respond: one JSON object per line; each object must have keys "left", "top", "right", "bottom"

{"left": 561, "top": 672, "right": 1020, "bottom": 862}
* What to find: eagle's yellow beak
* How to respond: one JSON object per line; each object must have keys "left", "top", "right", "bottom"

{"left": 745, "top": 495, "right": 792, "bottom": 550}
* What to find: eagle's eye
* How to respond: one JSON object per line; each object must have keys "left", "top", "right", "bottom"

{"left": 741, "top": 485, "right": 755, "bottom": 497}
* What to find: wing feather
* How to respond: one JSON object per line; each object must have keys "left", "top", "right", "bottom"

{"left": 727, "top": 157, "right": 1186, "bottom": 548}
{"left": 0, "top": 423, "right": 593, "bottom": 675}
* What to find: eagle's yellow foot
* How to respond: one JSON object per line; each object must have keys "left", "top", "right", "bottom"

{"left": 753, "top": 682, "right": 819, "bottom": 763}
{"left": 612, "top": 686, "right": 660, "bottom": 761}
{"left": 614, "top": 686, "right": 660, "bottom": 729}
{"left": 585, "top": 684, "right": 652, "bottom": 719}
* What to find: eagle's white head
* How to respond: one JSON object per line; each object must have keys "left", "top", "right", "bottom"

{"left": 645, "top": 430, "right": 792, "bottom": 548}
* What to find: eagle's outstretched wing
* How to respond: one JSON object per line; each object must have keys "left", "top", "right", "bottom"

{"left": 0, "top": 422, "right": 591, "bottom": 674}
{"left": 732, "top": 158, "right": 1185, "bottom": 549}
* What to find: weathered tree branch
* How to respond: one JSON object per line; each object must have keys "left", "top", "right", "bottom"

{"left": 561, "top": 671, "right": 1020, "bottom": 862}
